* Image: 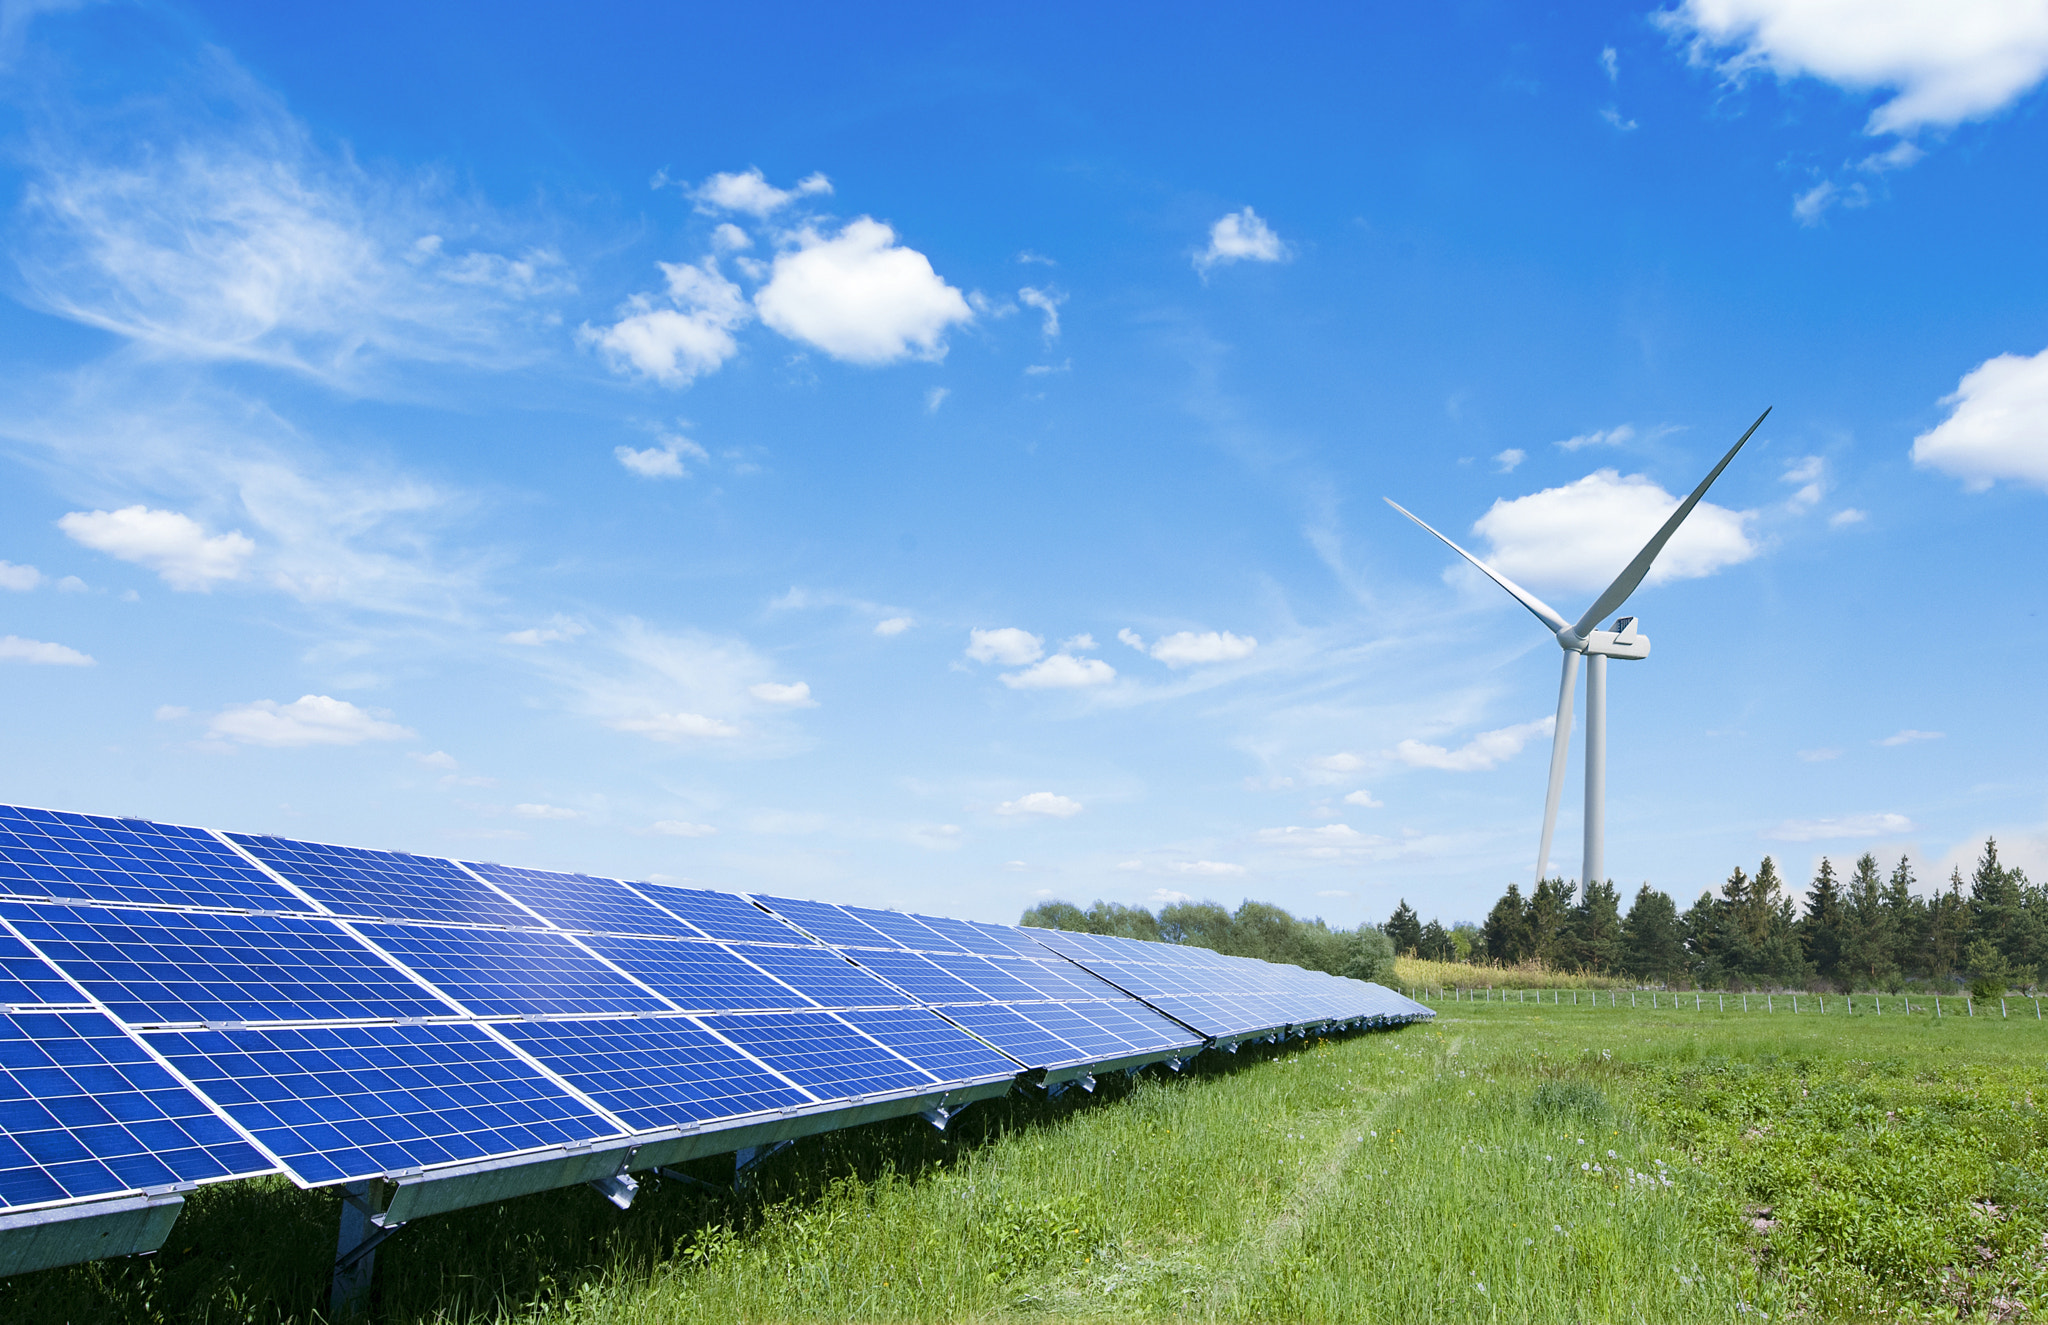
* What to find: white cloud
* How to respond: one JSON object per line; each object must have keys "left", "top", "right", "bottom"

{"left": 155, "top": 705, "right": 190, "bottom": 721}
{"left": 1196, "top": 207, "right": 1288, "bottom": 273}
{"left": 55, "top": 575, "right": 87, "bottom": 592}
{"left": 58, "top": 505, "right": 254, "bottom": 590}
{"left": 1493, "top": 449, "right": 1525, "bottom": 473}
{"left": 1665, "top": 0, "right": 2048, "bottom": 134}
{"left": 614, "top": 444, "right": 684, "bottom": 478}
{"left": 1018, "top": 286, "right": 1064, "bottom": 340}
{"left": 1768, "top": 811, "right": 1915, "bottom": 842}
{"left": 1116, "top": 628, "right": 1146, "bottom": 650}
{"left": 966, "top": 627, "right": 1043, "bottom": 666}
{"left": 996, "top": 791, "right": 1083, "bottom": 818}
{"left": 0, "top": 561, "right": 43, "bottom": 591}
{"left": 1254, "top": 823, "right": 1377, "bottom": 859}
{"left": 1556, "top": 423, "right": 1635, "bottom": 451}
{"left": 1313, "top": 752, "right": 1365, "bottom": 773}
{"left": 1798, "top": 748, "right": 1842, "bottom": 762}
{"left": 1473, "top": 470, "right": 1757, "bottom": 591}
{"left": 588, "top": 259, "right": 749, "bottom": 387}
{"left": 1343, "top": 789, "right": 1384, "bottom": 808}
{"left": 503, "top": 618, "right": 586, "bottom": 646}
{"left": 1879, "top": 729, "right": 1943, "bottom": 746}
{"left": 924, "top": 386, "right": 949, "bottom": 414}
{"left": 1002, "top": 654, "right": 1116, "bottom": 689}
{"left": 650, "top": 819, "right": 717, "bottom": 837}
{"left": 691, "top": 168, "right": 832, "bottom": 218}
{"left": 0, "top": 635, "right": 94, "bottom": 666}
{"left": 711, "top": 222, "right": 752, "bottom": 252}
{"left": 608, "top": 711, "right": 742, "bottom": 741}
{"left": 1147, "top": 630, "right": 1258, "bottom": 667}
{"left": 410, "top": 749, "right": 459, "bottom": 769}
{"left": 208, "top": 694, "right": 413, "bottom": 747}
{"left": 1601, "top": 106, "right": 1640, "bottom": 131}
{"left": 1781, "top": 455, "right": 1825, "bottom": 510}
{"left": 1911, "top": 346, "right": 2048, "bottom": 491}
{"left": 1151, "top": 888, "right": 1195, "bottom": 904}
{"left": 755, "top": 218, "right": 973, "bottom": 365}
{"left": 874, "top": 616, "right": 914, "bottom": 636}
{"left": 1601, "top": 46, "right": 1621, "bottom": 81}
{"left": 1169, "top": 860, "right": 1245, "bottom": 876}
{"left": 1395, "top": 716, "right": 1554, "bottom": 772}
{"left": 515, "top": 803, "right": 581, "bottom": 820}
{"left": 749, "top": 681, "right": 816, "bottom": 707}
{"left": 1061, "top": 633, "right": 1097, "bottom": 652}
{"left": 1829, "top": 508, "right": 1868, "bottom": 527}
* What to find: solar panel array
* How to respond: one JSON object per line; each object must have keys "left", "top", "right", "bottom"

{"left": 0, "top": 803, "right": 1428, "bottom": 1258}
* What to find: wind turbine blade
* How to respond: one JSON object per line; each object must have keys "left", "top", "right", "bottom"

{"left": 1534, "top": 650, "right": 1577, "bottom": 885}
{"left": 1569, "top": 407, "right": 1770, "bottom": 640}
{"left": 1384, "top": 498, "right": 1569, "bottom": 633}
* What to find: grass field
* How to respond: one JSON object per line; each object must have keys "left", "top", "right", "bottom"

{"left": 1393, "top": 955, "right": 1632, "bottom": 991}
{"left": 11, "top": 1002, "right": 2048, "bottom": 1322}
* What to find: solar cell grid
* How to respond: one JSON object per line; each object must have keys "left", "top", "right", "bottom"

{"left": 925, "top": 954, "right": 1039, "bottom": 1001}
{"left": 1009, "top": 1003, "right": 1132, "bottom": 1060}
{"left": 0, "top": 1011, "right": 272, "bottom": 1209}
{"left": 901, "top": 913, "right": 1014, "bottom": 957}
{"left": 464, "top": 862, "right": 705, "bottom": 939}
{"left": 750, "top": 894, "right": 901, "bottom": 949}
{"left": 636, "top": 886, "right": 805, "bottom": 946}
{"left": 0, "top": 930, "right": 78, "bottom": 1007}
{"left": 835, "top": 1007, "right": 1021, "bottom": 1081}
{"left": 232, "top": 835, "right": 533, "bottom": 928}
{"left": 2, "top": 904, "right": 454, "bottom": 1026}
{"left": 700, "top": 1012, "right": 935, "bottom": 1099}
{"left": 837, "top": 906, "right": 961, "bottom": 954}
{"left": 936, "top": 1003, "right": 1091, "bottom": 1069}
{"left": 986, "top": 955, "right": 1097, "bottom": 1001}
{"left": 1067, "top": 1000, "right": 1199, "bottom": 1053}
{"left": 0, "top": 807, "right": 299, "bottom": 913}
{"left": 726, "top": 945, "right": 912, "bottom": 1009}
{"left": 355, "top": 923, "right": 670, "bottom": 1018}
{"left": 841, "top": 949, "right": 988, "bottom": 1003}
{"left": 578, "top": 935, "right": 816, "bottom": 1013}
{"left": 146, "top": 1022, "right": 619, "bottom": 1187}
{"left": 499, "top": 1018, "right": 813, "bottom": 1131}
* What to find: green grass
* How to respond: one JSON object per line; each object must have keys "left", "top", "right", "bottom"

{"left": 11, "top": 1005, "right": 2048, "bottom": 1321}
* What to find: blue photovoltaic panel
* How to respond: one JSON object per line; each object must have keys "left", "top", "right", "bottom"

{"left": 751, "top": 894, "right": 902, "bottom": 950}
{"left": 987, "top": 955, "right": 1100, "bottom": 1002}
{"left": 0, "top": 930, "right": 77, "bottom": 1007}
{"left": 2, "top": 903, "right": 453, "bottom": 1026}
{"left": 937, "top": 1004, "right": 1093, "bottom": 1069}
{"left": 499, "top": 1018, "right": 813, "bottom": 1130}
{"left": 902, "top": 913, "right": 1015, "bottom": 957}
{"left": 844, "top": 949, "right": 990, "bottom": 1003}
{"left": 231, "top": 834, "right": 533, "bottom": 928}
{"left": 926, "top": 954, "right": 1040, "bottom": 1002}
{"left": 835, "top": 1007, "right": 1022, "bottom": 1080}
{"left": 700, "top": 1012, "right": 935, "bottom": 1099}
{"left": 0, "top": 1011, "right": 272, "bottom": 1209}
{"left": 145, "top": 1022, "right": 619, "bottom": 1187}
{"left": 0, "top": 806, "right": 300, "bottom": 913}
{"left": 578, "top": 935, "right": 816, "bottom": 1012}
{"left": 354, "top": 923, "right": 669, "bottom": 1018}
{"left": 1068, "top": 1000, "right": 1201, "bottom": 1052}
{"left": 837, "top": 905, "right": 962, "bottom": 954}
{"left": 969, "top": 921, "right": 1057, "bottom": 957}
{"left": 635, "top": 885, "right": 804, "bottom": 946}
{"left": 1013, "top": 1002, "right": 1137, "bottom": 1060}
{"left": 464, "top": 862, "right": 706, "bottom": 940}
{"left": 727, "top": 945, "right": 913, "bottom": 1009}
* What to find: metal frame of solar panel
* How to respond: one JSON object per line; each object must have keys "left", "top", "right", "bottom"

{"left": 0, "top": 802, "right": 1431, "bottom": 1309}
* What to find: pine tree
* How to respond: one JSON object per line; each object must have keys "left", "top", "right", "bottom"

{"left": 1926, "top": 869, "right": 1968, "bottom": 983}
{"left": 1839, "top": 852, "right": 1898, "bottom": 989}
{"left": 1883, "top": 855, "right": 1925, "bottom": 979}
{"left": 1567, "top": 879, "right": 1625, "bottom": 973}
{"left": 1529, "top": 876, "right": 1575, "bottom": 967}
{"left": 1801, "top": 857, "right": 1845, "bottom": 984}
{"left": 1681, "top": 890, "right": 1725, "bottom": 986}
{"left": 1480, "top": 884, "right": 1533, "bottom": 964}
{"left": 1385, "top": 899, "right": 1423, "bottom": 955}
{"left": 1620, "top": 885, "right": 1682, "bottom": 982}
{"left": 1417, "top": 918, "right": 1455, "bottom": 961}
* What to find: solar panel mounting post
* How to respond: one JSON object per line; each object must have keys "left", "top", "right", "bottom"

{"left": 332, "top": 1181, "right": 401, "bottom": 1319}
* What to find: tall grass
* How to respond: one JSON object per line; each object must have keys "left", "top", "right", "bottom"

{"left": 1395, "top": 955, "right": 1629, "bottom": 991}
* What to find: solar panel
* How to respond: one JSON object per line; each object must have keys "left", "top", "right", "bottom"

{"left": 497, "top": 1017, "right": 813, "bottom": 1131}
{"left": 699, "top": 1012, "right": 936, "bottom": 1098}
{"left": 633, "top": 885, "right": 803, "bottom": 946}
{"left": 576, "top": 936, "right": 818, "bottom": 1013}
{"left": 0, "top": 931, "right": 82, "bottom": 1008}
{"left": 923, "top": 954, "right": 1041, "bottom": 1002}
{"left": 352, "top": 923, "right": 670, "bottom": 1018}
{"left": 900, "top": 913, "right": 1015, "bottom": 957}
{"left": 1, "top": 903, "right": 455, "bottom": 1026}
{"left": 835, "top": 905, "right": 961, "bottom": 954}
{"left": 724, "top": 945, "right": 914, "bottom": 1009}
{"left": 464, "top": 863, "right": 705, "bottom": 940}
{"left": 842, "top": 949, "right": 989, "bottom": 1003}
{"left": 230, "top": 835, "right": 534, "bottom": 928}
{"left": 937, "top": 1003, "right": 1095, "bottom": 1068}
{"left": 144, "top": 1022, "right": 620, "bottom": 1187}
{"left": 0, "top": 1011, "right": 272, "bottom": 1209}
{"left": 0, "top": 807, "right": 299, "bottom": 913}
{"left": 749, "top": 894, "right": 902, "bottom": 950}
{"left": 834, "top": 1007, "right": 1021, "bottom": 1081}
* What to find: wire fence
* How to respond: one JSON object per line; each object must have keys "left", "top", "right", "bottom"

{"left": 1404, "top": 985, "right": 2046, "bottom": 1020}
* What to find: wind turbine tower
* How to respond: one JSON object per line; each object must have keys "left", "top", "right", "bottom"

{"left": 1388, "top": 408, "right": 1770, "bottom": 887}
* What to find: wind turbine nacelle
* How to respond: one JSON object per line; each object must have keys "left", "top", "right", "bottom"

{"left": 1583, "top": 616, "right": 1650, "bottom": 660}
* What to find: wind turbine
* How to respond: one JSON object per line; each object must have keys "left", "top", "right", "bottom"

{"left": 1386, "top": 408, "right": 1770, "bottom": 888}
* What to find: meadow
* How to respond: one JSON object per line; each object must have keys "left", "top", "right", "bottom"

{"left": 10, "top": 1002, "right": 2048, "bottom": 1322}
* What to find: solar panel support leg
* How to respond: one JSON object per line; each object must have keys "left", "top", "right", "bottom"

{"left": 332, "top": 1181, "right": 402, "bottom": 1320}
{"left": 655, "top": 1167, "right": 729, "bottom": 1196}
{"left": 586, "top": 1170, "right": 640, "bottom": 1211}
{"left": 733, "top": 1140, "right": 792, "bottom": 1190}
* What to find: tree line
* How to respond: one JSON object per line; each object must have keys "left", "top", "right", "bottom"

{"left": 1383, "top": 837, "right": 2036, "bottom": 997}
{"left": 1019, "top": 898, "right": 1395, "bottom": 984}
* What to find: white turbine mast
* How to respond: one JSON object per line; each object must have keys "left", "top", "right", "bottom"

{"left": 1387, "top": 407, "right": 1770, "bottom": 888}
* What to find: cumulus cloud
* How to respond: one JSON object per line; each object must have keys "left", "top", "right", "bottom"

{"left": 1147, "top": 630, "right": 1258, "bottom": 668}
{"left": 410, "top": 749, "right": 459, "bottom": 769}
{"left": 615, "top": 431, "right": 710, "bottom": 479}
{"left": 874, "top": 616, "right": 914, "bottom": 636}
{"left": 749, "top": 681, "right": 816, "bottom": 707}
{"left": 1169, "top": 860, "right": 1245, "bottom": 876}
{"left": 1254, "top": 823, "right": 1376, "bottom": 859}
{"left": 1493, "top": 449, "right": 1525, "bottom": 473}
{"left": 1018, "top": 286, "right": 1064, "bottom": 340}
{"left": 1002, "top": 654, "right": 1116, "bottom": 689}
{"left": 587, "top": 259, "right": 749, "bottom": 387}
{"left": 650, "top": 819, "right": 717, "bottom": 837}
{"left": 515, "top": 803, "right": 581, "bottom": 820}
{"left": 965, "top": 627, "right": 1043, "bottom": 666}
{"left": 996, "top": 791, "right": 1083, "bottom": 818}
{"left": 1473, "top": 470, "right": 1757, "bottom": 591}
{"left": 1556, "top": 423, "right": 1635, "bottom": 451}
{"left": 1912, "top": 346, "right": 2048, "bottom": 491}
{"left": 0, "top": 561, "right": 43, "bottom": 591}
{"left": 1879, "top": 729, "right": 1943, "bottom": 746}
{"left": 1768, "top": 812, "right": 1915, "bottom": 841}
{"left": 1196, "top": 207, "right": 1288, "bottom": 273}
{"left": 58, "top": 505, "right": 254, "bottom": 590}
{"left": 691, "top": 168, "right": 832, "bottom": 217}
{"left": 608, "top": 711, "right": 742, "bottom": 741}
{"left": 1665, "top": 0, "right": 2048, "bottom": 134}
{"left": 1313, "top": 752, "right": 1365, "bottom": 773}
{"left": 208, "top": 694, "right": 413, "bottom": 747}
{"left": 0, "top": 635, "right": 94, "bottom": 666}
{"left": 755, "top": 218, "right": 972, "bottom": 364}
{"left": 1829, "top": 508, "right": 1867, "bottom": 528}
{"left": 1395, "top": 717, "right": 1554, "bottom": 772}
{"left": 1343, "top": 789, "right": 1384, "bottom": 808}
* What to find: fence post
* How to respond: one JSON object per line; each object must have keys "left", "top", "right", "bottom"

{"left": 2002, "top": 998, "right": 2008, "bottom": 1019}
{"left": 1767, "top": 995, "right": 1773, "bottom": 1013}
{"left": 1719, "top": 994, "right": 1724, "bottom": 1012}
{"left": 1937, "top": 996, "right": 1942, "bottom": 1018}
{"left": 1967, "top": 997, "right": 1973, "bottom": 1017}
{"left": 1742, "top": 994, "right": 1747, "bottom": 1012}
{"left": 1631, "top": 991, "right": 1636, "bottom": 1008}
{"left": 1792, "top": 994, "right": 1798, "bottom": 1014}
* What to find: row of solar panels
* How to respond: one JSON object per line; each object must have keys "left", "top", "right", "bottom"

{"left": 0, "top": 803, "right": 1428, "bottom": 1275}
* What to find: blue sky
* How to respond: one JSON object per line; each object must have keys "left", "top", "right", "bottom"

{"left": 2, "top": 1, "right": 2045, "bottom": 927}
